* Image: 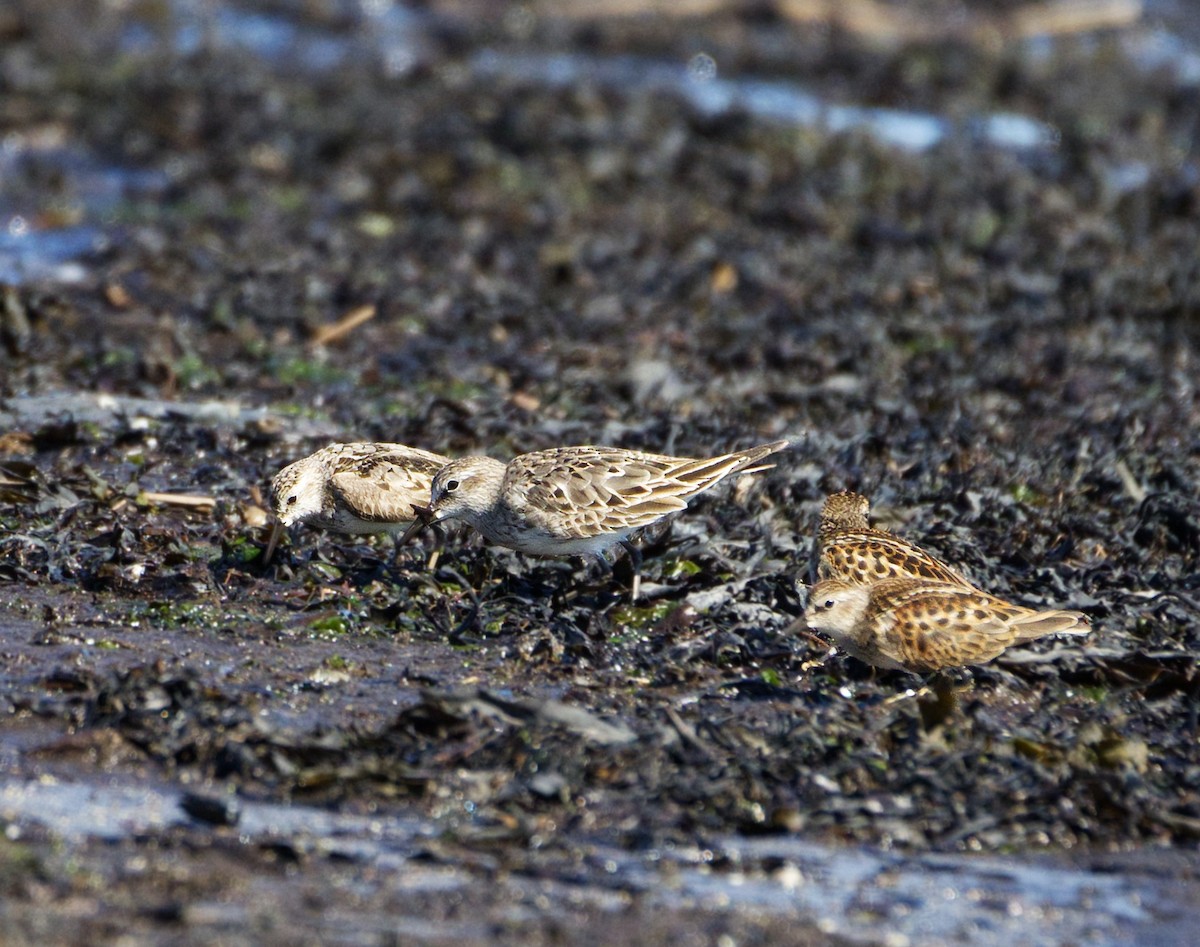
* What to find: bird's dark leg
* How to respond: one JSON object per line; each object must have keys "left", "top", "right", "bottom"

{"left": 578, "top": 552, "right": 610, "bottom": 597}
{"left": 916, "top": 669, "right": 962, "bottom": 731}
{"left": 620, "top": 540, "right": 643, "bottom": 601}
{"left": 588, "top": 553, "right": 614, "bottom": 577}
{"left": 390, "top": 521, "right": 446, "bottom": 572}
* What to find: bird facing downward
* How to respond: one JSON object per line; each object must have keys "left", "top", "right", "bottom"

{"left": 804, "top": 576, "right": 1090, "bottom": 673}
{"left": 811, "top": 490, "right": 975, "bottom": 589}
{"left": 266, "top": 442, "right": 449, "bottom": 561}
{"left": 402, "top": 440, "right": 789, "bottom": 592}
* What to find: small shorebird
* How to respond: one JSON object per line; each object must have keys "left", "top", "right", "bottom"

{"left": 811, "top": 490, "right": 974, "bottom": 588}
{"left": 804, "top": 576, "right": 1090, "bottom": 672}
{"left": 266, "top": 442, "right": 449, "bottom": 563}
{"left": 401, "top": 440, "right": 789, "bottom": 597}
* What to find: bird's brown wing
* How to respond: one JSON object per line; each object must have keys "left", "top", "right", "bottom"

{"left": 330, "top": 449, "right": 448, "bottom": 523}
{"left": 505, "top": 442, "right": 786, "bottom": 538}
{"left": 818, "top": 530, "right": 973, "bottom": 586}
{"left": 505, "top": 448, "right": 687, "bottom": 538}
{"left": 868, "top": 580, "right": 1024, "bottom": 671}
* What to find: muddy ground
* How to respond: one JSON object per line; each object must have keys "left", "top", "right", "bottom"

{"left": 1, "top": 0, "right": 1199, "bottom": 943}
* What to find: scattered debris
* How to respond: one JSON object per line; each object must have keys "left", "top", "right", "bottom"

{"left": 308, "top": 304, "right": 377, "bottom": 348}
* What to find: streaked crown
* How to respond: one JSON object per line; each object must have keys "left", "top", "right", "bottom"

{"left": 820, "top": 491, "right": 871, "bottom": 533}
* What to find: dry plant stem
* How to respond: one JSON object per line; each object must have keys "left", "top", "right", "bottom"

{"left": 309, "top": 304, "right": 377, "bottom": 348}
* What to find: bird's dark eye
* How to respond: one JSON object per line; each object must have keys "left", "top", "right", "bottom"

{"left": 287, "top": 495, "right": 298, "bottom": 506}
{"left": 823, "top": 599, "right": 835, "bottom": 609}
{"left": 444, "top": 479, "right": 459, "bottom": 493}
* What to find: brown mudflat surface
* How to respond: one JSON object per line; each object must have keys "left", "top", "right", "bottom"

{"left": 1, "top": 1, "right": 1198, "bottom": 943}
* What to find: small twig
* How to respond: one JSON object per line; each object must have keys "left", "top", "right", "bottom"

{"left": 309, "top": 304, "right": 376, "bottom": 348}
{"left": 777, "top": 0, "right": 1141, "bottom": 43}
{"left": 0, "top": 464, "right": 36, "bottom": 496}
{"left": 521, "top": 0, "right": 740, "bottom": 18}
{"left": 140, "top": 491, "right": 216, "bottom": 512}
{"left": 1009, "top": 0, "right": 1142, "bottom": 39}
{"left": 1114, "top": 459, "right": 1147, "bottom": 504}
{"left": 664, "top": 705, "right": 717, "bottom": 761}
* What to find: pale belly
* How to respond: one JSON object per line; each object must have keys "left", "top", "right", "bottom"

{"left": 310, "top": 510, "right": 412, "bottom": 536}
{"left": 475, "top": 515, "right": 629, "bottom": 559}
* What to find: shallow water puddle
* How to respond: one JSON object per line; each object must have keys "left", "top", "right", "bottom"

{"left": 0, "top": 136, "right": 169, "bottom": 285}
{"left": 120, "top": 0, "right": 427, "bottom": 76}
{"left": 22, "top": 1, "right": 1200, "bottom": 287}
{"left": 470, "top": 50, "right": 1057, "bottom": 153}
{"left": 0, "top": 225, "right": 102, "bottom": 286}
{"left": 0, "top": 775, "right": 1188, "bottom": 945}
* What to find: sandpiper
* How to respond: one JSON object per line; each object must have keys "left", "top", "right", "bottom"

{"left": 811, "top": 490, "right": 974, "bottom": 588}
{"left": 804, "top": 575, "right": 1089, "bottom": 672}
{"left": 401, "top": 439, "right": 789, "bottom": 597}
{"left": 266, "top": 442, "right": 449, "bottom": 563}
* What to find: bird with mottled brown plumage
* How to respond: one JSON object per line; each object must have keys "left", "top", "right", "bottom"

{"left": 401, "top": 440, "right": 789, "bottom": 597}
{"left": 266, "top": 442, "right": 449, "bottom": 561}
{"left": 804, "top": 576, "right": 1090, "bottom": 672}
{"left": 811, "top": 490, "right": 975, "bottom": 588}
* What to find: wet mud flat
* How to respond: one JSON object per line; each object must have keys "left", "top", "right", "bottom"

{"left": 2, "top": 0, "right": 1200, "bottom": 943}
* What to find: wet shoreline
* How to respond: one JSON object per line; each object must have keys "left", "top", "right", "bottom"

{"left": 3, "top": 1, "right": 1200, "bottom": 943}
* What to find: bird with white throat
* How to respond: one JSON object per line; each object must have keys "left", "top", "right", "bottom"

{"left": 400, "top": 440, "right": 790, "bottom": 598}
{"left": 266, "top": 442, "right": 449, "bottom": 564}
